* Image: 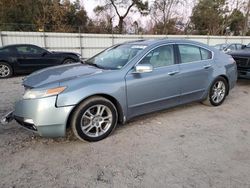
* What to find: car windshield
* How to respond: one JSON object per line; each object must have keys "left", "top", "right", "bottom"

{"left": 85, "top": 44, "right": 147, "bottom": 70}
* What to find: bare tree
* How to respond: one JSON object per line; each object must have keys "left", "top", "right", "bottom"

{"left": 94, "top": 0, "right": 148, "bottom": 34}
{"left": 150, "top": 0, "right": 186, "bottom": 34}
{"left": 94, "top": 3, "right": 114, "bottom": 33}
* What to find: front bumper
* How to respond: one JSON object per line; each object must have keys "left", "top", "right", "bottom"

{"left": 13, "top": 96, "right": 74, "bottom": 137}
{"left": 238, "top": 69, "right": 250, "bottom": 79}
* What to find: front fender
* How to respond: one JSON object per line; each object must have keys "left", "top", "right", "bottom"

{"left": 56, "top": 78, "right": 128, "bottom": 119}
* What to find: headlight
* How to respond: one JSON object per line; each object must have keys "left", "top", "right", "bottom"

{"left": 76, "top": 53, "right": 82, "bottom": 58}
{"left": 23, "top": 86, "right": 66, "bottom": 99}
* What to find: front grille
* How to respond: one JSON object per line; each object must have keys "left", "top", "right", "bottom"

{"left": 23, "top": 85, "right": 33, "bottom": 90}
{"left": 233, "top": 57, "right": 249, "bottom": 68}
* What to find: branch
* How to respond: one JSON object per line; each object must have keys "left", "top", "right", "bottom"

{"left": 122, "top": 2, "right": 135, "bottom": 18}
{"left": 110, "top": 0, "right": 121, "bottom": 18}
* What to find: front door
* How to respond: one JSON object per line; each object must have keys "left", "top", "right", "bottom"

{"left": 15, "top": 45, "right": 56, "bottom": 72}
{"left": 125, "top": 44, "right": 181, "bottom": 119}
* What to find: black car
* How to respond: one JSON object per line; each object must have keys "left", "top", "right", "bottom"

{"left": 229, "top": 44, "right": 250, "bottom": 79}
{"left": 213, "top": 43, "right": 245, "bottom": 53}
{"left": 0, "top": 44, "right": 81, "bottom": 78}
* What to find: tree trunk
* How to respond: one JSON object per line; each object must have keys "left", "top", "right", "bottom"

{"left": 243, "top": 0, "right": 250, "bottom": 35}
{"left": 163, "top": 23, "right": 168, "bottom": 35}
{"left": 118, "top": 17, "right": 124, "bottom": 34}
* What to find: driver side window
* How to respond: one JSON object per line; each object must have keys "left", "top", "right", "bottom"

{"left": 16, "top": 46, "right": 45, "bottom": 55}
{"left": 228, "top": 44, "right": 236, "bottom": 51}
{"left": 140, "top": 45, "right": 174, "bottom": 68}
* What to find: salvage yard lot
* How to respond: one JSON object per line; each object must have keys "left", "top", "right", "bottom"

{"left": 0, "top": 77, "right": 250, "bottom": 188}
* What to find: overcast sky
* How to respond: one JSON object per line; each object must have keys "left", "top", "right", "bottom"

{"left": 83, "top": 0, "right": 98, "bottom": 17}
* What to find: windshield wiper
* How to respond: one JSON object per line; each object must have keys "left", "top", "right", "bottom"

{"left": 84, "top": 61, "right": 104, "bottom": 69}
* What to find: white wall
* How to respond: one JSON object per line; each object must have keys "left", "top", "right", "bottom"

{"left": 1, "top": 31, "right": 250, "bottom": 58}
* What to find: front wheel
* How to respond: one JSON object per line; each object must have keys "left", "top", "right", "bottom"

{"left": 71, "top": 97, "right": 118, "bottom": 142}
{"left": 202, "top": 77, "right": 229, "bottom": 106}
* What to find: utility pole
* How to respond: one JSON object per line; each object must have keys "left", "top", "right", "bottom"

{"left": 243, "top": 0, "right": 250, "bottom": 36}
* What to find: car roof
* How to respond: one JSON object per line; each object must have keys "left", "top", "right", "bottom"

{"left": 1, "top": 39, "right": 216, "bottom": 51}
{"left": 124, "top": 38, "right": 211, "bottom": 48}
{"left": 2, "top": 44, "right": 39, "bottom": 49}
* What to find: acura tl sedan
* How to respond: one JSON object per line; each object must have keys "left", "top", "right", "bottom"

{"left": 1, "top": 39, "right": 237, "bottom": 142}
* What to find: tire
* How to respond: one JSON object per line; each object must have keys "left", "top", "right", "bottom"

{"left": 202, "top": 77, "right": 229, "bottom": 106}
{"left": 0, "top": 62, "right": 13, "bottom": 78}
{"left": 71, "top": 96, "right": 118, "bottom": 142}
{"left": 62, "top": 58, "right": 75, "bottom": 64}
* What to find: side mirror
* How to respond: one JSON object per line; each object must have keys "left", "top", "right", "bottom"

{"left": 134, "top": 64, "right": 153, "bottom": 73}
{"left": 242, "top": 45, "right": 246, "bottom": 49}
{"left": 224, "top": 48, "right": 231, "bottom": 53}
{"left": 41, "top": 51, "right": 49, "bottom": 56}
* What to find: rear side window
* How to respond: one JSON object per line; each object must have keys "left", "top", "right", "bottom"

{"left": 179, "top": 45, "right": 201, "bottom": 63}
{"left": 178, "top": 44, "right": 212, "bottom": 63}
{"left": 200, "top": 48, "right": 212, "bottom": 60}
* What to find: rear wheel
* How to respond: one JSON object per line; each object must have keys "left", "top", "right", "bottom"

{"left": 0, "top": 62, "right": 13, "bottom": 78}
{"left": 71, "top": 96, "right": 118, "bottom": 142}
{"left": 202, "top": 77, "right": 229, "bottom": 106}
{"left": 62, "top": 58, "right": 75, "bottom": 64}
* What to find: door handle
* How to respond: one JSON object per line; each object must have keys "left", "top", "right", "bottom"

{"left": 168, "top": 71, "right": 179, "bottom": 76}
{"left": 203, "top": 65, "right": 212, "bottom": 69}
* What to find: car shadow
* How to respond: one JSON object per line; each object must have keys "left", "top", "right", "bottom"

{"left": 237, "top": 78, "right": 250, "bottom": 86}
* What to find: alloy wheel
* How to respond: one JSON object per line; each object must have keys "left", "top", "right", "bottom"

{"left": 0, "top": 64, "right": 10, "bottom": 78}
{"left": 80, "top": 105, "right": 113, "bottom": 138}
{"left": 211, "top": 81, "right": 226, "bottom": 104}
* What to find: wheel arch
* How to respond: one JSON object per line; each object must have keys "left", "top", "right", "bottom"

{"left": 62, "top": 57, "right": 77, "bottom": 64}
{"left": 66, "top": 94, "right": 124, "bottom": 128}
{"left": 0, "top": 60, "right": 14, "bottom": 70}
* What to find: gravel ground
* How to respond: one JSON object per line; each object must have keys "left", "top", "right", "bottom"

{"left": 0, "top": 77, "right": 250, "bottom": 188}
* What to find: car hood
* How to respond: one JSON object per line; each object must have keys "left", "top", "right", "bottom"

{"left": 51, "top": 51, "right": 80, "bottom": 56}
{"left": 229, "top": 49, "right": 250, "bottom": 56}
{"left": 23, "top": 63, "right": 103, "bottom": 88}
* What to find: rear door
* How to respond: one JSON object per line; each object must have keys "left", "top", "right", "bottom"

{"left": 125, "top": 44, "right": 181, "bottom": 118}
{"left": 177, "top": 44, "right": 214, "bottom": 104}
